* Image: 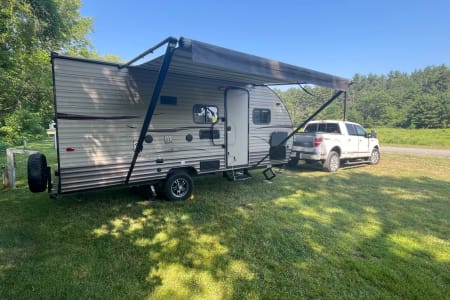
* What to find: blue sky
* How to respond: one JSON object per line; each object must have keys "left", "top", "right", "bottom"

{"left": 80, "top": 0, "right": 450, "bottom": 79}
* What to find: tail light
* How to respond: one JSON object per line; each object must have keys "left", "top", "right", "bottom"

{"left": 313, "top": 137, "right": 323, "bottom": 147}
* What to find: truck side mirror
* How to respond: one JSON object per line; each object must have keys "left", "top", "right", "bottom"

{"left": 370, "top": 130, "right": 377, "bottom": 138}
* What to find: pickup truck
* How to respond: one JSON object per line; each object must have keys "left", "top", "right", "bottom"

{"left": 289, "top": 120, "right": 380, "bottom": 172}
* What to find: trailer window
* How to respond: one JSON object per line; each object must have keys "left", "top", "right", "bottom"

{"left": 193, "top": 105, "right": 218, "bottom": 124}
{"left": 253, "top": 108, "right": 271, "bottom": 124}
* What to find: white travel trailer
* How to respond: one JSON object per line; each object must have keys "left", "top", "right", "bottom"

{"left": 28, "top": 37, "right": 350, "bottom": 200}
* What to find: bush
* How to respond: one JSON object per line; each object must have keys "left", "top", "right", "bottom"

{"left": 0, "top": 109, "right": 45, "bottom": 146}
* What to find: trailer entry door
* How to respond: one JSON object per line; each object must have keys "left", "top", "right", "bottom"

{"left": 225, "top": 88, "right": 249, "bottom": 168}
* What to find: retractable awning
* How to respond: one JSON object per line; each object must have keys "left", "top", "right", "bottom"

{"left": 125, "top": 37, "right": 350, "bottom": 183}
{"left": 137, "top": 37, "right": 351, "bottom": 91}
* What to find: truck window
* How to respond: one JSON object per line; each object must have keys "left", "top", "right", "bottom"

{"left": 345, "top": 124, "right": 357, "bottom": 135}
{"left": 355, "top": 125, "right": 367, "bottom": 137}
{"left": 304, "top": 124, "right": 317, "bottom": 132}
{"left": 326, "top": 123, "right": 340, "bottom": 133}
{"left": 306, "top": 123, "right": 340, "bottom": 133}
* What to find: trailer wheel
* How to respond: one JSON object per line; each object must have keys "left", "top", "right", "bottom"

{"left": 323, "top": 150, "right": 340, "bottom": 172}
{"left": 164, "top": 172, "right": 194, "bottom": 201}
{"left": 28, "top": 153, "right": 48, "bottom": 193}
{"left": 369, "top": 148, "right": 380, "bottom": 165}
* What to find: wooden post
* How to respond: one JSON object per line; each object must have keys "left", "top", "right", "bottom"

{"left": 4, "top": 148, "right": 38, "bottom": 189}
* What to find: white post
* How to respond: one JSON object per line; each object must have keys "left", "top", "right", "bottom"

{"left": 4, "top": 148, "right": 38, "bottom": 189}
{"left": 5, "top": 148, "right": 15, "bottom": 189}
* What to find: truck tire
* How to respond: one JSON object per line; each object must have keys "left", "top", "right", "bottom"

{"left": 323, "top": 150, "right": 340, "bottom": 172}
{"left": 164, "top": 172, "right": 194, "bottom": 201}
{"left": 28, "top": 153, "right": 48, "bottom": 193}
{"left": 369, "top": 148, "right": 380, "bottom": 165}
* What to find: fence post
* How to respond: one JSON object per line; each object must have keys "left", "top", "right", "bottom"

{"left": 4, "top": 148, "right": 38, "bottom": 189}
{"left": 5, "top": 148, "right": 15, "bottom": 188}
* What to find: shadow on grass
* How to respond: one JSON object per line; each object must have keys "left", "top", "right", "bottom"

{"left": 1, "top": 163, "right": 449, "bottom": 299}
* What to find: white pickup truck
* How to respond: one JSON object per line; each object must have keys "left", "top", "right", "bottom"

{"left": 289, "top": 120, "right": 380, "bottom": 172}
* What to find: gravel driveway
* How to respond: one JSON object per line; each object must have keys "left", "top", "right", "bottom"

{"left": 382, "top": 146, "right": 450, "bottom": 157}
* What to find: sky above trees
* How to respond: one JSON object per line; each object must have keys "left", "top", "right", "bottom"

{"left": 80, "top": 0, "right": 450, "bottom": 79}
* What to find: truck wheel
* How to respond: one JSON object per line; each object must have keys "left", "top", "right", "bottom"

{"left": 28, "top": 153, "right": 48, "bottom": 193}
{"left": 164, "top": 172, "right": 194, "bottom": 201}
{"left": 369, "top": 148, "right": 380, "bottom": 165}
{"left": 287, "top": 157, "right": 299, "bottom": 167}
{"left": 323, "top": 151, "right": 340, "bottom": 172}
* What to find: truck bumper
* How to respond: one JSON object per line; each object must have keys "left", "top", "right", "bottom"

{"left": 290, "top": 148, "right": 323, "bottom": 161}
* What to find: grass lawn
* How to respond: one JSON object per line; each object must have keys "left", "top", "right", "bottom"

{"left": 377, "top": 127, "right": 450, "bottom": 149}
{"left": 1, "top": 139, "right": 449, "bottom": 299}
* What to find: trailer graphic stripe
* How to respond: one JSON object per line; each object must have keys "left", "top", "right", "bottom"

{"left": 57, "top": 113, "right": 139, "bottom": 120}
{"left": 253, "top": 125, "right": 293, "bottom": 129}
{"left": 147, "top": 126, "right": 216, "bottom": 133}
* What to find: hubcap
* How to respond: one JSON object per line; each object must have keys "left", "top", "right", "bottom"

{"left": 330, "top": 154, "right": 339, "bottom": 171}
{"left": 371, "top": 150, "right": 379, "bottom": 163}
{"left": 171, "top": 178, "right": 188, "bottom": 197}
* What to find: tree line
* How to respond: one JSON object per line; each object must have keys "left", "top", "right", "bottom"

{"left": 276, "top": 65, "right": 450, "bottom": 129}
{"left": 1, "top": 0, "right": 449, "bottom": 150}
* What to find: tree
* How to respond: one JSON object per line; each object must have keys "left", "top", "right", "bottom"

{"left": 408, "top": 94, "right": 448, "bottom": 128}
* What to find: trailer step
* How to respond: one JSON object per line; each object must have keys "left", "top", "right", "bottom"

{"left": 224, "top": 170, "right": 252, "bottom": 181}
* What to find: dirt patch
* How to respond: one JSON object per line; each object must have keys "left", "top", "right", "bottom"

{"left": 382, "top": 146, "right": 450, "bottom": 157}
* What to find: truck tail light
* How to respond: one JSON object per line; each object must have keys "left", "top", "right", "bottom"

{"left": 313, "top": 137, "right": 323, "bottom": 147}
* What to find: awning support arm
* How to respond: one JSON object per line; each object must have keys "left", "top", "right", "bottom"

{"left": 254, "top": 90, "right": 344, "bottom": 168}
{"left": 125, "top": 37, "right": 178, "bottom": 183}
{"left": 119, "top": 36, "right": 178, "bottom": 69}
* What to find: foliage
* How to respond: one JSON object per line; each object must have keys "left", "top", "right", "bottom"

{"left": 376, "top": 127, "right": 450, "bottom": 148}
{"left": 1, "top": 139, "right": 449, "bottom": 299}
{"left": 0, "top": 109, "right": 44, "bottom": 145}
{"left": 277, "top": 65, "right": 450, "bottom": 129}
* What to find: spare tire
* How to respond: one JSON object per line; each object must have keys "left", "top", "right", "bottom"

{"left": 28, "top": 153, "right": 48, "bottom": 193}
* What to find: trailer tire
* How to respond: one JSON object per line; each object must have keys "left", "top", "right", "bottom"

{"left": 164, "top": 172, "right": 194, "bottom": 201}
{"left": 28, "top": 153, "right": 48, "bottom": 193}
{"left": 323, "top": 150, "right": 340, "bottom": 172}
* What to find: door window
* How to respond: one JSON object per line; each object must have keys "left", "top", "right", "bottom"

{"left": 355, "top": 125, "right": 367, "bottom": 137}
{"left": 193, "top": 105, "right": 218, "bottom": 124}
{"left": 345, "top": 124, "right": 357, "bottom": 136}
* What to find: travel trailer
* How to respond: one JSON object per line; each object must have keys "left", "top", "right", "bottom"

{"left": 28, "top": 37, "right": 350, "bottom": 200}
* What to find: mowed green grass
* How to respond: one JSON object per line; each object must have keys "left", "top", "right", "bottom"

{"left": 377, "top": 127, "right": 450, "bottom": 149}
{"left": 1, "top": 139, "right": 449, "bottom": 299}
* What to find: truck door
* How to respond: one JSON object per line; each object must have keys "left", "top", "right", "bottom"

{"left": 344, "top": 123, "right": 360, "bottom": 158}
{"left": 355, "top": 124, "right": 371, "bottom": 156}
{"left": 225, "top": 88, "right": 249, "bottom": 168}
